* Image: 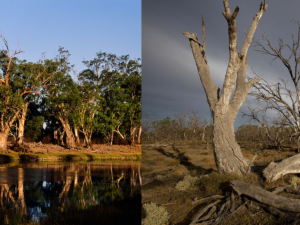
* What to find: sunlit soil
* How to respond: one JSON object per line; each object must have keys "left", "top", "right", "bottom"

{"left": 142, "top": 141, "right": 299, "bottom": 225}
{"left": 2, "top": 142, "right": 141, "bottom": 161}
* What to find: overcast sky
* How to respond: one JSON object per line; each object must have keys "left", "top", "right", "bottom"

{"left": 0, "top": 0, "right": 141, "bottom": 78}
{"left": 142, "top": 0, "right": 300, "bottom": 127}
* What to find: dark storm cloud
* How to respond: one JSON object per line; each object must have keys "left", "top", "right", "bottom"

{"left": 142, "top": 0, "right": 300, "bottom": 125}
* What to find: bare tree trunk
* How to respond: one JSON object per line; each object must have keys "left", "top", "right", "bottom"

{"left": 110, "top": 132, "right": 114, "bottom": 145}
{"left": 17, "top": 103, "right": 29, "bottom": 146}
{"left": 138, "top": 126, "right": 142, "bottom": 144}
{"left": 0, "top": 130, "right": 9, "bottom": 153}
{"left": 183, "top": 0, "right": 267, "bottom": 175}
{"left": 59, "top": 118, "right": 76, "bottom": 149}
{"left": 59, "top": 129, "right": 65, "bottom": 145}
{"left": 263, "top": 154, "right": 300, "bottom": 182}
{"left": 130, "top": 126, "right": 137, "bottom": 145}
{"left": 213, "top": 112, "right": 251, "bottom": 174}
{"left": 84, "top": 133, "right": 92, "bottom": 148}
{"left": 74, "top": 127, "right": 80, "bottom": 146}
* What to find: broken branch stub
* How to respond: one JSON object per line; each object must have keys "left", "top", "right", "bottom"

{"left": 263, "top": 154, "right": 300, "bottom": 182}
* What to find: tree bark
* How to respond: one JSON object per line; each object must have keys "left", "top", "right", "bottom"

{"left": 17, "top": 103, "right": 29, "bottom": 146}
{"left": 0, "top": 130, "right": 9, "bottom": 153}
{"left": 183, "top": 0, "right": 267, "bottom": 175}
{"left": 137, "top": 125, "right": 142, "bottom": 144}
{"left": 83, "top": 133, "right": 92, "bottom": 148}
{"left": 231, "top": 180, "right": 300, "bottom": 212}
{"left": 74, "top": 127, "right": 80, "bottom": 146}
{"left": 213, "top": 110, "right": 251, "bottom": 174}
{"left": 263, "top": 154, "right": 300, "bottom": 182}
{"left": 59, "top": 118, "right": 76, "bottom": 149}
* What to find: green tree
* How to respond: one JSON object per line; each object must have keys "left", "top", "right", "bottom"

{"left": 45, "top": 47, "right": 79, "bottom": 149}
{"left": 0, "top": 35, "right": 24, "bottom": 152}
{"left": 120, "top": 58, "right": 141, "bottom": 144}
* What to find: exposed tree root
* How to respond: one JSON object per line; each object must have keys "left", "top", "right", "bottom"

{"left": 189, "top": 180, "right": 300, "bottom": 224}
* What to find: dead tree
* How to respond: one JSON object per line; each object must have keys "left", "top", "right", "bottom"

{"left": 184, "top": 0, "right": 267, "bottom": 175}
{"left": 242, "top": 104, "right": 292, "bottom": 149}
{"left": 0, "top": 35, "right": 24, "bottom": 152}
{"left": 250, "top": 22, "right": 300, "bottom": 181}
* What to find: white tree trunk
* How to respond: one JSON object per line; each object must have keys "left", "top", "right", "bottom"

{"left": 213, "top": 111, "right": 251, "bottom": 174}
{"left": 184, "top": 0, "right": 267, "bottom": 175}
{"left": 263, "top": 154, "right": 300, "bottom": 182}
{"left": 0, "top": 130, "right": 9, "bottom": 153}
{"left": 59, "top": 118, "right": 76, "bottom": 149}
{"left": 138, "top": 125, "right": 142, "bottom": 144}
{"left": 17, "top": 103, "right": 28, "bottom": 145}
{"left": 74, "top": 127, "right": 80, "bottom": 146}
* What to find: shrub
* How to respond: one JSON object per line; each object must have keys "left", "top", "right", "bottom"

{"left": 287, "top": 174, "right": 300, "bottom": 189}
{"left": 175, "top": 175, "right": 200, "bottom": 190}
{"left": 142, "top": 202, "right": 169, "bottom": 225}
{"left": 198, "top": 172, "right": 243, "bottom": 196}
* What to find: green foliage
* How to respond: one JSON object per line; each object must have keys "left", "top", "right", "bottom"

{"left": 142, "top": 202, "right": 169, "bottom": 225}
{"left": 25, "top": 116, "right": 44, "bottom": 141}
{"left": 0, "top": 38, "right": 141, "bottom": 148}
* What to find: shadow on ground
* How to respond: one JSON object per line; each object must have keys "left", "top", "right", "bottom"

{"left": 154, "top": 145, "right": 213, "bottom": 175}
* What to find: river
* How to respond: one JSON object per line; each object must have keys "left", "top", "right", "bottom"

{"left": 0, "top": 160, "right": 141, "bottom": 224}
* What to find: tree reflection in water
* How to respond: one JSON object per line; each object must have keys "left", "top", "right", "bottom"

{"left": 0, "top": 161, "right": 141, "bottom": 224}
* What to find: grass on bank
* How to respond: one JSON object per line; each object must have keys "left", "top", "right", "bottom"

{"left": 0, "top": 152, "right": 141, "bottom": 161}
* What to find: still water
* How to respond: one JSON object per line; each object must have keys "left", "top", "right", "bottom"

{"left": 0, "top": 160, "right": 141, "bottom": 224}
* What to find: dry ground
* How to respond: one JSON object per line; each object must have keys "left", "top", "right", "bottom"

{"left": 1, "top": 142, "right": 141, "bottom": 161}
{"left": 142, "top": 141, "right": 300, "bottom": 225}
{"left": 22, "top": 142, "right": 141, "bottom": 155}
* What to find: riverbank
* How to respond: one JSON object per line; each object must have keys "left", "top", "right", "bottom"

{"left": 0, "top": 143, "right": 141, "bottom": 162}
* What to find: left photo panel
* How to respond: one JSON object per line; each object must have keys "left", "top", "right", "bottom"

{"left": 0, "top": 0, "right": 141, "bottom": 224}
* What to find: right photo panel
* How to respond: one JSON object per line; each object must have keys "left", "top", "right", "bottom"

{"left": 142, "top": 1, "right": 300, "bottom": 224}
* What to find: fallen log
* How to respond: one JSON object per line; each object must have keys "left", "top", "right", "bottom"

{"left": 263, "top": 154, "right": 300, "bottom": 182}
{"left": 198, "top": 206, "right": 216, "bottom": 222}
{"left": 192, "top": 195, "right": 224, "bottom": 205}
{"left": 231, "top": 180, "right": 300, "bottom": 212}
{"left": 248, "top": 200, "right": 292, "bottom": 220}
{"left": 190, "top": 200, "right": 221, "bottom": 225}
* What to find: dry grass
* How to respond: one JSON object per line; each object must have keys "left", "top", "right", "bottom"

{"left": 0, "top": 143, "right": 141, "bottom": 162}
{"left": 142, "top": 141, "right": 300, "bottom": 225}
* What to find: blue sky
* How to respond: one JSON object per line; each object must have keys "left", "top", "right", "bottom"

{"left": 0, "top": 0, "right": 141, "bottom": 77}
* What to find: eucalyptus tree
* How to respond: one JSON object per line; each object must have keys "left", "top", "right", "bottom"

{"left": 72, "top": 79, "right": 99, "bottom": 148}
{"left": 45, "top": 47, "right": 79, "bottom": 149}
{"left": 13, "top": 59, "right": 59, "bottom": 145}
{"left": 183, "top": 0, "right": 268, "bottom": 175}
{"left": 120, "top": 58, "right": 141, "bottom": 144}
{"left": 0, "top": 35, "right": 24, "bottom": 152}
{"left": 78, "top": 52, "right": 140, "bottom": 145}
{"left": 98, "top": 75, "right": 128, "bottom": 145}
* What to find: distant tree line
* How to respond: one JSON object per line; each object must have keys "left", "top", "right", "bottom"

{"left": 142, "top": 111, "right": 212, "bottom": 143}
{"left": 0, "top": 36, "right": 141, "bottom": 152}
{"left": 142, "top": 111, "right": 300, "bottom": 150}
